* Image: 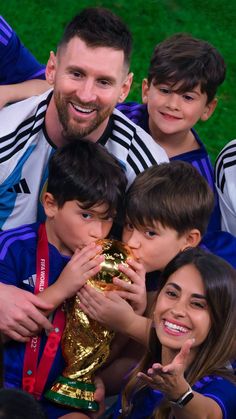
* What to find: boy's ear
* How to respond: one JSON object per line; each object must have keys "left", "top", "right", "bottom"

{"left": 142, "top": 78, "right": 149, "bottom": 104}
{"left": 201, "top": 98, "right": 218, "bottom": 121}
{"left": 181, "top": 229, "right": 201, "bottom": 250}
{"left": 43, "top": 192, "right": 58, "bottom": 217}
{"left": 118, "top": 72, "right": 133, "bottom": 103}
{"left": 45, "top": 51, "right": 57, "bottom": 85}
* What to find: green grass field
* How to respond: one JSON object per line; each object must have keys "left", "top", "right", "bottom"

{"left": 2, "top": 0, "right": 236, "bottom": 161}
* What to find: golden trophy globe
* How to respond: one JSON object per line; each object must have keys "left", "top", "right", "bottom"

{"left": 45, "top": 238, "right": 133, "bottom": 411}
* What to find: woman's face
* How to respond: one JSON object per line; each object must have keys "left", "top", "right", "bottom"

{"left": 154, "top": 264, "right": 211, "bottom": 353}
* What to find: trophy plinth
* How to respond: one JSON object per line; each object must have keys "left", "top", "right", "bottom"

{"left": 45, "top": 239, "right": 132, "bottom": 411}
{"left": 46, "top": 377, "right": 98, "bottom": 411}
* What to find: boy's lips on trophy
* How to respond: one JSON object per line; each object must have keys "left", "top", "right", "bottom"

{"left": 87, "top": 238, "right": 133, "bottom": 291}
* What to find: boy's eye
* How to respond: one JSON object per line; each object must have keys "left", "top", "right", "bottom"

{"left": 183, "top": 94, "right": 194, "bottom": 101}
{"left": 125, "top": 222, "right": 134, "bottom": 231}
{"left": 81, "top": 213, "right": 92, "bottom": 220}
{"left": 145, "top": 230, "right": 157, "bottom": 238}
{"left": 158, "top": 86, "right": 171, "bottom": 94}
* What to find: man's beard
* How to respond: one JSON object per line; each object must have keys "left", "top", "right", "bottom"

{"left": 54, "top": 92, "right": 112, "bottom": 141}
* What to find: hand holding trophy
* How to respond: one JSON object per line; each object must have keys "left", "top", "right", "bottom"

{"left": 45, "top": 238, "right": 133, "bottom": 411}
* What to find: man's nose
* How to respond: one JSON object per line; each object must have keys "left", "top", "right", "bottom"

{"left": 76, "top": 78, "right": 97, "bottom": 103}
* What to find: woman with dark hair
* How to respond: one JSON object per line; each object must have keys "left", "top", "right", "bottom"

{"left": 115, "top": 248, "right": 236, "bottom": 418}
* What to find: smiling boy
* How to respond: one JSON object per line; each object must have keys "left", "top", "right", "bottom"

{"left": 117, "top": 33, "right": 226, "bottom": 231}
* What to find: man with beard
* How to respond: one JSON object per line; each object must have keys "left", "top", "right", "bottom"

{"left": 0, "top": 8, "right": 167, "bottom": 342}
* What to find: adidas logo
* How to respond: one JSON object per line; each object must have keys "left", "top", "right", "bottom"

{"left": 23, "top": 274, "right": 36, "bottom": 288}
{"left": 7, "top": 178, "right": 30, "bottom": 194}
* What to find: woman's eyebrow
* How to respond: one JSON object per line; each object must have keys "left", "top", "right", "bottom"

{"left": 167, "top": 282, "right": 207, "bottom": 299}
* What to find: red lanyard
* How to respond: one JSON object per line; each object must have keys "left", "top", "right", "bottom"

{"left": 22, "top": 223, "right": 65, "bottom": 400}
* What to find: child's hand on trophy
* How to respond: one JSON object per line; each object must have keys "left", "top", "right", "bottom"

{"left": 78, "top": 285, "right": 151, "bottom": 345}
{"left": 113, "top": 257, "right": 147, "bottom": 314}
{"left": 52, "top": 243, "right": 104, "bottom": 301}
{"left": 77, "top": 284, "right": 135, "bottom": 332}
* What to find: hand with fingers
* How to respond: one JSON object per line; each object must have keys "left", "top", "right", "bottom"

{"left": 137, "top": 338, "right": 195, "bottom": 400}
{"left": 112, "top": 257, "right": 147, "bottom": 314}
{"left": 77, "top": 285, "right": 150, "bottom": 344}
{"left": 77, "top": 283, "right": 137, "bottom": 332}
{"left": 37, "top": 242, "right": 105, "bottom": 314}
{"left": 50, "top": 243, "right": 104, "bottom": 302}
{"left": 0, "top": 283, "right": 53, "bottom": 342}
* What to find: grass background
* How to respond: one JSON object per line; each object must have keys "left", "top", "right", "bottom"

{"left": 2, "top": 0, "right": 236, "bottom": 162}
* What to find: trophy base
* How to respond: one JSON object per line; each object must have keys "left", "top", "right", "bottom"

{"left": 45, "top": 375, "right": 99, "bottom": 411}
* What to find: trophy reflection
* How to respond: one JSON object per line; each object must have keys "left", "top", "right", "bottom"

{"left": 45, "top": 238, "right": 132, "bottom": 411}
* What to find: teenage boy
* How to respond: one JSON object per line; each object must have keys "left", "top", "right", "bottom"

{"left": 0, "top": 139, "right": 130, "bottom": 419}
{"left": 0, "top": 8, "right": 167, "bottom": 342}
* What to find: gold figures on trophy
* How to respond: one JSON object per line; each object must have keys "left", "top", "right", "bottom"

{"left": 45, "top": 239, "right": 133, "bottom": 411}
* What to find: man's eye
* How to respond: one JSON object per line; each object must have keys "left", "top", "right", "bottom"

{"left": 98, "top": 79, "right": 111, "bottom": 87}
{"left": 72, "top": 71, "right": 82, "bottom": 78}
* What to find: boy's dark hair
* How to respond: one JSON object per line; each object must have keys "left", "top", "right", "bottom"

{"left": 47, "top": 140, "right": 127, "bottom": 217}
{"left": 147, "top": 33, "right": 226, "bottom": 103}
{"left": 58, "top": 7, "right": 132, "bottom": 69}
{"left": 0, "top": 389, "right": 46, "bottom": 418}
{"left": 126, "top": 161, "right": 214, "bottom": 236}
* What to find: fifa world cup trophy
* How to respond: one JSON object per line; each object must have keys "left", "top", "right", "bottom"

{"left": 45, "top": 239, "right": 133, "bottom": 411}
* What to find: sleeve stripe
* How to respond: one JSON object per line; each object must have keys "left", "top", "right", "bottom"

{"left": 0, "top": 93, "right": 52, "bottom": 161}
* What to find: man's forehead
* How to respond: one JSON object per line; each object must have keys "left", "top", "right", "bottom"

{"left": 58, "top": 37, "right": 125, "bottom": 65}
{"left": 56, "top": 38, "right": 129, "bottom": 81}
